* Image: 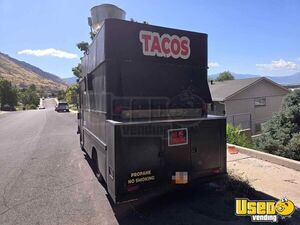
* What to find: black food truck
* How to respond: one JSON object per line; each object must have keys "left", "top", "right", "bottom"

{"left": 78, "top": 4, "right": 226, "bottom": 203}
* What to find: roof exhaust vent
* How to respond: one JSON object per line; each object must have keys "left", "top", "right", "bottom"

{"left": 89, "top": 4, "right": 126, "bottom": 34}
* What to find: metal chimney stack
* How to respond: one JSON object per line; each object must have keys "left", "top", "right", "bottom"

{"left": 88, "top": 4, "right": 126, "bottom": 34}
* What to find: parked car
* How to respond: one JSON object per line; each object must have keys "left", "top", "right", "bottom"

{"left": 55, "top": 102, "right": 69, "bottom": 112}
{"left": 1, "top": 104, "right": 16, "bottom": 111}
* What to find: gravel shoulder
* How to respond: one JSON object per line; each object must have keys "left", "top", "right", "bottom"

{"left": 228, "top": 151, "right": 300, "bottom": 207}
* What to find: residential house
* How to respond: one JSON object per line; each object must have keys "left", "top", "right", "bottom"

{"left": 208, "top": 77, "right": 289, "bottom": 134}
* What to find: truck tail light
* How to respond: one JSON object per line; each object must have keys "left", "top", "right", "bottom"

{"left": 127, "top": 184, "right": 140, "bottom": 192}
{"left": 212, "top": 167, "right": 221, "bottom": 174}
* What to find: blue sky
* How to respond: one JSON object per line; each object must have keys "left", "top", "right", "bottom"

{"left": 0, "top": 0, "right": 300, "bottom": 78}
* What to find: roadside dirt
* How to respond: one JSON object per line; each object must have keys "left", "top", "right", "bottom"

{"left": 227, "top": 151, "right": 300, "bottom": 207}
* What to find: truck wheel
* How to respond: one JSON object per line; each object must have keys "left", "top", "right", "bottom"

{"left": 92, "top": 149, "right": 104, "bottom": 182}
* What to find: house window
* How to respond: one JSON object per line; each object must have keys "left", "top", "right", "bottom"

{"left": 254, "top": 97, "right": 266, "bottom": 107}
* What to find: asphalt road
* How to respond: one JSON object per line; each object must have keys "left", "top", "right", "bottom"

{"left": 0, "top": 99, "right": 117, "bottom": 225}
{"left": 0, "top": 98, "right": 299, "bottom": 225}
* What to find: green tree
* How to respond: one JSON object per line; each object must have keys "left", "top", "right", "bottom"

{"left": 38, "top": 89, "right": 47, "bottom": 98}
{"left": 71, "top": 41, "right": 89, "bottom": 78}
{"left": 57, "top": 90, "right": 66, "bottom": 101}
{"left": 287, "top": 133, "right": 300, "bottom": 161}
{"left": 19, "top": 84, "right": 39, "bottom": 108}
{"left": 76, "top": 41, "right": 89, "bottom": 53}
{"left": 215, "top": 71, "right": 235, "bottom": 81}
{"left": 0, "top": 79, "right": 18, "bottom": 108}
{"left": 65, "top": 83, "right": 79, "bottom": 105}
{"left": 227, "top": 123, "right": 251, "bottom": 148}
{"left": 72, "top": 63, "right": 81, "bottom": 78}
{"left": 28, "top": 84, "right": 37, "bottom": 92}
{"left": 254, "top": 90, "right": 300, "bottom": 160}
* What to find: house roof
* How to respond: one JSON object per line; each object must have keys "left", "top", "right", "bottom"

{"left": 208, "top": 77, "right": 288, "bottom": 101}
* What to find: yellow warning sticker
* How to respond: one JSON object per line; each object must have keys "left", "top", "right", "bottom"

{"left": 128, "top": 170, "right": 155, "bottom": 184}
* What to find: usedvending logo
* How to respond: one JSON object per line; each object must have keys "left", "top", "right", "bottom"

{"left": 235, "top": 198, "right": 295, "bottom": 223}
{"left": 139, "top": 30, "right": 190, "bottom": 59}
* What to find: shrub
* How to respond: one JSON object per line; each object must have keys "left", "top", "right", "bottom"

{"left": 57, "top": 90, "right": 66, "bottom": 101}
{"left": 226, "top": 123, "right": 251, "bottom": 148}
{"left": 254, "top": 133, "right": 285, "bottom": 155}
{"left": 19, "top": 85, "right": 40, "bottom": 107}
{"left": 26, "top": 104, "right": 37, "bottom": 109}
{"left": 65, "top": 84, "right": 79, "bottom": 105}
{"left": 254, "top": 90, "right": 300, "bottom": 161}
{"left": 286, "top": 133, "right": 300, "bottom": 161}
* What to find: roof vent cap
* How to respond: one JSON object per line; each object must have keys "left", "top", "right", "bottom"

{"left": 89, "top": 4, "right": 126, "bottom": 34}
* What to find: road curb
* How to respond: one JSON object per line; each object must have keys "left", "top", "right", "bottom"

{"left": 227, "top": 144, "right": 300, "bottom": 171}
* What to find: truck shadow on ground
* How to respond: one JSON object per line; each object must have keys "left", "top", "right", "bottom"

{"left": 84, "top": 153, "right": 299, "bottom": 225}
{"left": 110, "top": 175, "right": 300, "bottom": 225}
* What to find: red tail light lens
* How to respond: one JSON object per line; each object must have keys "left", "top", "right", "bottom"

{"left": 212, "top": 167, "right": 221, "bottom": 174}
{"left": 127, "top": 184, "right": 140, "bottom": 192}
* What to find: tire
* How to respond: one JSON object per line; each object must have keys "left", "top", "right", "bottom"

{"left": 92, "top": 150, "right": 104, "bottom": 182}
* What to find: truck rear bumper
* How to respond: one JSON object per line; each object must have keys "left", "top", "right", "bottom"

{"left": 105, "top": 116, "right": 227, "bottom": 203}
{"left": 116, "top": 172, "right": 228, "bottom": 204}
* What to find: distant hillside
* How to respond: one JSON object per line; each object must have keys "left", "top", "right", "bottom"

{"left": 266, "top": 72, "right": 300, "bottom": 85}
{"left": 63, "top": 76, "right": 77, "bottom": 85}
{"left": 0, "top": 52, "right": 67, "bottom": 91}
{"left": 209, "top": 72, "right": 300, "bottom": 85}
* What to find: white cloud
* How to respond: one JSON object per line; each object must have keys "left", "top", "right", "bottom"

{"left": 18, "top": 48, "right": 78, "bottom": 59}
{"left": 256, "top": 59, "right": 297, "bottom": 71}
{"left": 208, "top": 62, "right": 220, "bottom": 68}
